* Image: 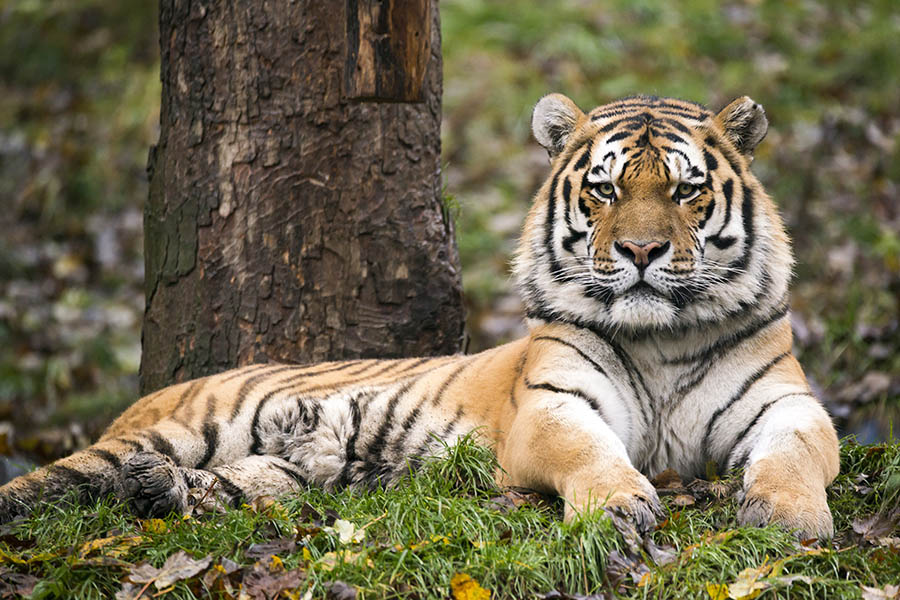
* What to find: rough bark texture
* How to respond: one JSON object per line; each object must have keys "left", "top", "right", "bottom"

{"left": 141, "top": 0, "right": 464, "bottom": 394}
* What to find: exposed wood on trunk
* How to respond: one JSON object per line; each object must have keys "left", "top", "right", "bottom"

{"left": 344, "top": 0, "right": 431, "bottom": 102}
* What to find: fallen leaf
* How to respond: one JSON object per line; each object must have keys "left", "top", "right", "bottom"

{"left": 332, "top": 519, "right": 365, "bottom": 544}
{"left": 200, "top": 558, "right": 241, "bottom": 596}
{"left": 242, "top": 561, "right": 305, "bottom": 600}
{"left": 140, "top": 519, "right": 168, "bottom": 534}
{"left": 861, "top": 584, "right": 900, "bottom": 600}
{"left": 115, "top": 582, "right": 150, "bottom": 600}
{"left": 706, "top": 583, "right": 729, "bottom": 600}
{"left": 77, "top": 535, "right": 143, "bottom": 559}
{"left": 451, "top": 573, "right": 491, "bottom": 600}
{"left": 541, "top": 590, "right": 610, "bottom": 599}
{"left": 651, "top": 469, "right": 683, "bottom": 490}
{"left": 605, "top": 549, "right": 649, "bottom": 591}
{"left": 125, "top": 550, "right": 212, "bottom": 589}
{"left": 672, "top": 494, "right": 696, "bottom": 507}
{"left": 487, "top": 488, "right": 553, "bottom": 513}
{"left": 727, "top": 563, "right": 771, "bottom": 600}
{"left": 0, "top": 569, "right": 39, "bottom": 598}
{"left": 852, "top": 510, "right": 900, "bottom": 545}
{"left": 317, "top": 550, "right": 373, "bottom": 572}
{"left": 246, "top": 537, "right": 297, "bottom": 560}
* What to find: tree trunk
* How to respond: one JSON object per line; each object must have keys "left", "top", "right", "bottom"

{"left": 141, "top": 0, "right": 464, "bottom": 394}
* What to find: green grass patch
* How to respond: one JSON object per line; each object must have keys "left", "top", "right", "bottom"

{"left": 1, "top": 437, "right": 898, "bottom": 599}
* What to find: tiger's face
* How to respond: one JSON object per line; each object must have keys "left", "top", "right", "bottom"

{"left": 515, "top": 94, "right": 792, "bottom": 334}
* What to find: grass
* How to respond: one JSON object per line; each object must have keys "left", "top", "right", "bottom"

{"left": 1, "top": 436, "right": 898, "bottom": 599}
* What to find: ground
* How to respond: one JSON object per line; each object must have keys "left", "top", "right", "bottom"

{"left": 0, "top": 437, "right": 897, "bottom": 599}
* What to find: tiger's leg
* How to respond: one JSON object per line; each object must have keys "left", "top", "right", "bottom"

{"left": 727, "top": 394, "right": 839, "bottom": 539}
{"left": 0, "top": 437, "right": 143, "bottom": 522}
{"left": 496, "top": 387, "right": 660, "bottom": 533}
{"left": 121, "top": 452, "right": 307, "bottom": 517}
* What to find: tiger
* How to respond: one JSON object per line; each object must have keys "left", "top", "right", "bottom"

{"left": 0, "top": 94, "right": 839, "bottom": 539}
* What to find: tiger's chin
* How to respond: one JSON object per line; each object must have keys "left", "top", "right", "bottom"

{"left": 609, "top": 287, "right": 678, "bottom": 331}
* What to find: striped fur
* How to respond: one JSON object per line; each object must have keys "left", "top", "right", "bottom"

{"left": 0, "top": 94, "right": 839, "bottom": 538}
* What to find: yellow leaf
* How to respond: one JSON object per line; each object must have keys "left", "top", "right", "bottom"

{"left": 317, "top": 549, "right": 373, "bottom": 572}
{"left": 141, "top": 519, "right": 168, "bottom": 534}
{"left": 77, "top": 535, "right": 143, "bottom": 559}
{"left": 451, "top": 573, "right": 491, "bottom": 600}
{"left": 270, "top": 555, "right": 284, "bottom": 572}
{"left": 637, "top": 572, "right": 653, "bottom": 587}
{"left": 728, "top": 563, "right": 771, "bottom": 600}
{"left": 707, "top": 583, "right": 729, "bottom": 600}
{"left": 302, "top": 547, "right": 312, "bottom": 562}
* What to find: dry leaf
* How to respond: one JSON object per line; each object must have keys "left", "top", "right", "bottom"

{"left": 242, "top": 562, "right": 305, "bottom": 600}
{"left": 727, "top": 563, "right": 771, "bottom": 600}
{"left": 672, "top": 494, "right": 696, "bottom": 507}
{"left": 246, "top": 537, "right": 297, "bottom": 560}
{"left": 451, "top": 573, "right": 491, "bottom": 600}
{"left": 861, "top": 584, "right": 900, "bottom": 600}
{"left": 651, "top": 469, "right": 683, "bottom": 490}
{"left": 317, "top": 550, "right": 373, "bottom": 572}
{"left": 125, "top": 550, "right": 211, "bottom": 589}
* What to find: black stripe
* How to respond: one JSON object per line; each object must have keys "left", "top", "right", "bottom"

{"left": 544, "top": 172, "right": 568, "bottom": 281}
{"left": 525, "top": 380, "right": 608, "bottom": 422}
{"left": 703, "top": 148, "right": 718, "bottom": 172}
{"left": 655, "top": 131, "right": 686, "bottom": 144}
{"left": 732, "top": 185, "right": 756, "bottom": 275}
{"left": 85, "top": 448, "right": 122, "bottom": 469}
{"left": 605, "top": 131, "right": 630, "bottom": 143}
{"left": 573, "top": 140, "right": 593, "bottom": 170}
{"left": 697, "top": 198, "right": 716, "bottom": 229}
{"left": 562, "top": 228, "right": 586, "bottom": 254}
{"left": 209, "top": 471, "right": 246, "bottom": 508}
{"left": 220, "top": 363, "right": 276, "bottom": 383}
{"left": 361, "top": 381, "right": 416, "bottom": 482}
{"left": 271, "top": 462, "right": 310, "bottom": 488}
{"left": 229, "top": 365, "right": 303, "bottom": 422}
{"left": 702, "top": 352, "right": 791, "bottom": 452}
{"left": 49, "top": 464, "right": 93, "bottom": 487}
{"left": 196, "top": 422, "right": 219, "bottom": 469}
{"left": 594, "top": 331, "right": 654, "bottom": 425}
{"left": 667, "top": 304, "right": 789, "bottom": 366}
{"left": 145, "top": 431, "right": 178, "bottom": 461}
{"left": 120, "top": 438, "right": 146, "bottom": 453}
{"left": 509, "top": 351, "right": 527, "bottom": 409}
{"left": 386, "top": 358, "right": 474, "bottom": 461}
{"left": 726, "top": 392, "right": 815, "bottom": 469}
{"left": 336, "top": 396, "right": 364, "bottom": 487}
{"left": 175, "top": 379, "right": 206, "bottom": 411}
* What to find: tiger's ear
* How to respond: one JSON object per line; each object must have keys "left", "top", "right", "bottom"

{"left": 715, "top": 97, "right": 768, "bottom": 156}
{"left": 532, "top": 94, "right": 585, "bottom": 157}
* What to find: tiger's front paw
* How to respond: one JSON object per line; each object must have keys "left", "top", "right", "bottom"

{"left": 121, "top": 452, "right": 189, "bottom": 518}
{"left": 738, "top": 481, "right": 833, "bottom": 540}
{"left": 565, "top": 471, "right": 662, "bottom": 535}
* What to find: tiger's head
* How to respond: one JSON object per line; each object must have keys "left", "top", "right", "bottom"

{"left": 514, "top": 94, "right": 793, "bottom": 335}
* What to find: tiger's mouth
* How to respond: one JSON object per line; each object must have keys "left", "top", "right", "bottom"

{"left": 625, "top": 280, "right": 667, "bottom": 298}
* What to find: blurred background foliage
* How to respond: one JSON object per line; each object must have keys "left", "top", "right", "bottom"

{"left": 0, "top": 0, "right": 897, "bottom": 466}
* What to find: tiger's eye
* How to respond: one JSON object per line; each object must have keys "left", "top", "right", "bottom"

{"left": 677, "top": 183, "right": 696, "bottom": 197}
{"left": 598, "top": 183, "right": 615, "bottom": 196}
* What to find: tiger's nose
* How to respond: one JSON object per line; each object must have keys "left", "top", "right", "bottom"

{"left": 614, "top": 240, "right": 670, "bottom": 269}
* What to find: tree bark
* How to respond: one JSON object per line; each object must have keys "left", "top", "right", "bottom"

{"left": 141, "top": 0, "right": 464, "bottom": 394}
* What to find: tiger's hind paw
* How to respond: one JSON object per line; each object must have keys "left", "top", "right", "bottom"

{"left": 121, "top": 452, "right": 189, "bottom": 518}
